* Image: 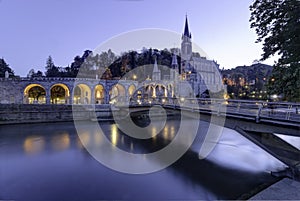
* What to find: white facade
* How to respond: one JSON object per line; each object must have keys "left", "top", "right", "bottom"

{"left": 179, "top": 16, "right": 223, "bottom": 96}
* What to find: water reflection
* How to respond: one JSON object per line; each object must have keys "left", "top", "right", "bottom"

{"left": 205, "top": 127, "right": 287, "bottom": 173}
{"left": 79, "top": 131, "right": 91, "bottom": 147}
{"left": 23, "top": 136, "right": 45, "bottom": 154}
{"left": 111, "top": 124, "right": 118, "bottom": 146}
{"left": 0, "top": 120, "right": 284, "bottom": 200}
{"left": 51, "top": 133, "right": 70, "bottom": 151}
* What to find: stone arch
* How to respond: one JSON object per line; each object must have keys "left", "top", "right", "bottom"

{"left": 50, "top": 83, "right": 70, "bottom": 104}
{"left": 23, "top": 84, "right": 46, "bottom": 104}
{"left": 94, "top": 84, "right": 105, "bottom": 104}
{"left": 109, "top": 84, "right": 126, "bottom": 104}
{"left": 128, "top": 84, "right": 136, "bottom": 97}
{"left": 73, "top": 84, "right": 91, "bottom": 104}
{"left": 154, "top": 84, "right": 167, "bottom": 98}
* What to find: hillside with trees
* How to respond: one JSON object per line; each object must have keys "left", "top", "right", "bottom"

{"left": 221, "top": 63, "right": 273, "bottom": 99}
{"left": 38, "top": 48, "right": 180, "bottom": 80}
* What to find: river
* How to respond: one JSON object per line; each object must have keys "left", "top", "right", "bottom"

{"left": 0, "top": 117, "right": 287, "bottom": 200}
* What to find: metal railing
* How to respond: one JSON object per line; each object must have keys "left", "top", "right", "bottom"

{"left": 127, "top": 98, "right": 300, "bottom": 124}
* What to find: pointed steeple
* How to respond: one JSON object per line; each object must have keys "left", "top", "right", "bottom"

{"left": 152, "top": 56, "right": 161, "bottom": 81}
{"left": 183, "top": 15, "right": 191, "bottom": 38}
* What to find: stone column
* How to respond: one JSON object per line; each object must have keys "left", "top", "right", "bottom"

{"left": 69, "top": 88, "right": 73, "bottom": 105}
{"left": 46, "top": 87, "right": 51, "bottom": 104}
{"left": 91, "top": 86, "right": 95, "bottom": 104}
{"left": 105, "top": 88, "right": 110, "bottom": 104}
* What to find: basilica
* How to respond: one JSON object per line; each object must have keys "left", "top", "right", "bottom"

{"left": 149, "top": 16, "right": 223, "bottom": 98}
{"left": 0, "top": 16, "right": 223, "bottom": 105}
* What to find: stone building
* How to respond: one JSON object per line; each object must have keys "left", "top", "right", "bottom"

{"left": 0, "top": 77, "right": 137, "bottom": 105}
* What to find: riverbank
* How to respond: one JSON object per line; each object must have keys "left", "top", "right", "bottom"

{"left": 0, "top": 104, "right": 112, "bottom": 125}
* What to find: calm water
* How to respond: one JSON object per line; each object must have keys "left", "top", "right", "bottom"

{"left": 0, "top": 117, "right": 286, "bottom": 200}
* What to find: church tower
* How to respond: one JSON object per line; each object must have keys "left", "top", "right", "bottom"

{"left": 170, "top": 51, "right": 178, "bottom": 81}
{"left": 181, "top": 15, "right": 192, "bottom": 73}
{"left": 152, "top": 56, "right": 161, "bottom": 81}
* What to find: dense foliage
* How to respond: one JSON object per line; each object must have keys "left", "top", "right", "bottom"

{"left": 0, "top": 58, "right": 15, "bottom": 78}
{"left": 250, "top": 0, "right": 300, "bottom": 101}
{"left": 41, "top": 48, "right": 179, "bottom": 80}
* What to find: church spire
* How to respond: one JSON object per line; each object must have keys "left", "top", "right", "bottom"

{"left": 152, "top": 55, "right": 161, "bottom": 81}
{"left": 183, "top": 15, "right": 191, "bottom": 38}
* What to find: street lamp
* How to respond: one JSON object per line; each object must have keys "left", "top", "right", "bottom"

{"left": 133, "top": 74, "right": 137, "bottom": 80}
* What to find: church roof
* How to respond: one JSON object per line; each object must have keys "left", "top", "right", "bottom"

{"left": 183, "top": 15, "right": 191, "bottom": 38}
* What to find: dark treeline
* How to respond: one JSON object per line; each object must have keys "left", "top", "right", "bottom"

{"left": 33, "top": 48, "right": 181, "bottom": 80}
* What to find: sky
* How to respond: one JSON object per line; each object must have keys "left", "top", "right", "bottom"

{"left": 0, "top": 0, "right": 278, "bottom": 76}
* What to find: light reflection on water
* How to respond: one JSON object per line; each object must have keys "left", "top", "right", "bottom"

{"left": 0, "top": 120, "right": 284, "bottom": 200}
{"left": 204, "top": 127, "right": 287, "bottom": 173}
{"left": 23, "top": 136, "right": 45, "bottom": 154}
{"left": 275, "top": 133, "right": 300, "bottom": 150}
{"left": 51, "top": 133, "right": 70, "bottom": 151}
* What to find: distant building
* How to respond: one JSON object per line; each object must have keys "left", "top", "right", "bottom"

{"left": 176, "top": 15, "right": 223, "bottom": 96}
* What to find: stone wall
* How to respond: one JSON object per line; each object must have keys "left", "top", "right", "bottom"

{"left": 0, "top": 79, "right": 24, "bottom": 104}
{"left": 0, "top": 104, "right": 112, "bottom": 125}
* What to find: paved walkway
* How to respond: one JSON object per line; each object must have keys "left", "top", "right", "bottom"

{"left": 250, "top": 178, "right": 300, "bottom": 200}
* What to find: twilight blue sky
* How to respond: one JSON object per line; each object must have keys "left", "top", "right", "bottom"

{"left": 0, "top": 0, "right": 277, "bottom": 76}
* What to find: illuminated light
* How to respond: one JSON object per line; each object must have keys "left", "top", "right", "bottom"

{"left": 162, "top": 99, "right": 166, "bottom": 103}
{"left": 23, "top": 136, "right": 45, "bottom": 154}
{"left": 96, "top": 91, "right": 101, "bottom": 98}
{"left": 149, "top": 101, "right": 152, "bottom": 104}
{"left": 151, "top": 126, "right": 157, "bottom": 138}
{"left": 223, "top": 93, "right": 229, "bottom": 100}
{"left": 51, "top": 133, "right": 70, "bottom": 151}
{"left": 180, "top": 97, "right": 185, "bottom": 102}
{"left": 133, "top": 74, "right": 137, "bottom": 80}
{"left": 170, "top": 126, "right": 175, "bottom": 138}
{"left": 111, "top": 124, "right": 118, "bottom": 146}
{"left": 163, "top": 126, "right": 169, "bottom": 138}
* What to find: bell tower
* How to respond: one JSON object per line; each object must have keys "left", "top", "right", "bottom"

{"left": 181, "top": 15, "right": 192, "bottom": 73}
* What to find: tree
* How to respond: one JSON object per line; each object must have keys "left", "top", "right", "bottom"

{"left": 28, "top": 69, "right": 43, "bottom": 78}
{"left": 27, "top": 69, "right": 35, "bottom": 78}
{"left": 0, "top": 58, "right": 15, "bottom": 78}
{"left": 45, "top": 56, "right": 59, "bottom": 77}
{"left": 250, "top": 0, "right": 300, "bottom": 101}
